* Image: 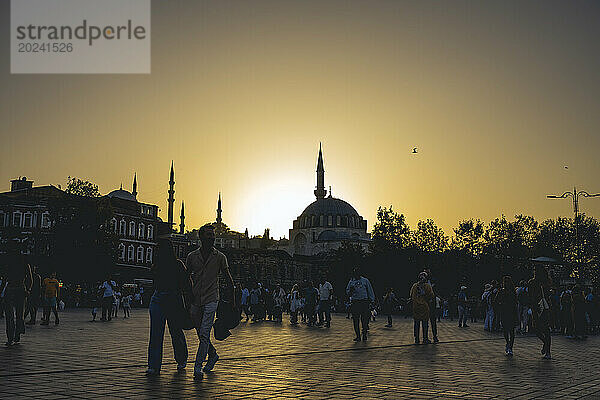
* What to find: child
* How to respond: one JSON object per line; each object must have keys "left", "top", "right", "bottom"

{"left": 122, "top": 294, "right": 131, "bottom": 319}
{"left": 382, "top": 288, "right": 398, "bottom": 328}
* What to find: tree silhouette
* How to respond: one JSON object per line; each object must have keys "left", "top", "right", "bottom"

{"left": 412, "top": 219, "right": 448, "bottom": 253}
{"left": 370, "top": 206, "right": 411, "bottom": 252}
{"left": 65, "top": 177, "right": 101, "bottom": 198}
{"left": 451, "top": 219, "right": 485, "bottom": 256}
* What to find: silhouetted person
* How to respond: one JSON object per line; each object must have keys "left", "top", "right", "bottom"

{"left": 41, "top": 272, "right": 60, "bottom": 325}
{"left": 346, "top": 266, "right": 374, "bottom": 342}
{"left": 572, "top": 285, "right": 587, "bottom": 340}
{"left": 411, "top": 272, "right": 434, "bottom": 344}
{"left": 25, "top": 266, "right": 41, "bottom": 325}
{"left": 317, "top": 276, "right": 333, "bottom": 328}
{"left": 457, "top": 286, "right": 469, "bottom": 328}
{"left": 529, "top": 265, "right": 552, "bottom": 359}
{"left": 100, "top": 275, "right": 116, "bottom": 321}
{"left": 495, "top": 276, "right": 518, "bottom": 356}
{"left": 187, "top": 224, "right": 235, "bottom": 379}
{"left": 2, "top": 250, "right": 32, "bottom": 345}
{"left": 146, "top": 239, "right": 192, "bottom": 375}
{"left": 382, "top": 288, "right": 398, "bottom": 328}
{"left": 425, "top": 269, "right": 439, "bottom": 343}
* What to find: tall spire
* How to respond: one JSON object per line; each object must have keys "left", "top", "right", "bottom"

{"left": 179, "top": 201, "right": 185, "bottom": 234}
{"left": 132, "top": 173, "right": 137, "bottom": 199}
{"left": 216, "top": 192, "right": 222, "bottom": 224}
{"left": 167, "top": 161, "right": 175, "bottom": 228}
{"left": 314, "top": 142, "right": 326, "bottom": 199}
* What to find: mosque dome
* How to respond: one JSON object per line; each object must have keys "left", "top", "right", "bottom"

{"left": 300, "top": 197, "right": 360, "bottom": 218}
{"left": 107, "top": 189, "right": 137, "bottom": 202}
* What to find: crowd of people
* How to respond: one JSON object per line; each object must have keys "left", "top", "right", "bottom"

{"left": 238, "top": 277, "right": 335, "bottom": 327}
{"left": 0, "top": 256, "right": 73, "bottom": 345}
{"left": 478, "top": 278, "right": 599, "bottom": 340}
{"left": 3, "top": 230, "right": 600, "bottom": 371}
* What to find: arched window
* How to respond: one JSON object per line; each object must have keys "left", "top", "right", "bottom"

{"left": 319, "top": 215, "right": 324, "bottom": 227}
{"left": 147, "top": 225, "right": 154, "bottom": 240}
{"left": 137, "top": 246, "right": 144, "bottom": 262}
{"left": 41, "top": 212, "right": 50, "bottom": 228}
{"left": 23, "top": 212, "right": 33, "bottom": 228}
{"left": 13, "top": 211, "right": 22, "bottom": 227}
{"left": 127, "top": 245, "right": 135, "bottom": 261}
{"left": 146, "top": 247, "right": 153, "bottom": 263}
{"left": 129, "top": 221, "right": 136, "bottom": 237}
{"left": 118, "top": 243, "right": 125, "bottom": 260}
{"left": 138, "top": 222, "right": 145, "bottom": 239}
{"left": 336, "top": 215, "right": 341, "bottom": 227}
{"left": 311, "top": 216, "right": 315, "bottom": 227}
{"left": 327, "top": 215, "right": 332, "bottom": 227}
{"left": 110, "top": 218, "right": 117, "bottom": 233}
{"left": 0, "top": 211, "right": 5, "bottom": 227}
{"left": 119, "top": 219, "right": 126, "bottom": 235}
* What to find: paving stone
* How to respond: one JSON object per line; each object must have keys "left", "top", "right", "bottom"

{"left": 1, "top": 310, "right": 599, "bottom": 399}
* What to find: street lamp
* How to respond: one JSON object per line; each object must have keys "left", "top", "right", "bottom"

{"left": 547, "top": 187, "right": 600, "bottom": 275}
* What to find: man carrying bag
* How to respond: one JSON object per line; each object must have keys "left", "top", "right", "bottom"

{"left": 186, "top": 224, "right": 236, "bottom": 380}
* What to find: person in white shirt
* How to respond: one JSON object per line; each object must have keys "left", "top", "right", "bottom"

{"left": 318, "top": 277, "right": 334, "bottom": 328}
{"left": 121, "top": 294, "right": 132, "bottom": 318}
{"left": 100, "top": 275, "right": 116, "bottom": 321}
{"left": 113, "top": 291, "right": 121, "bottom": 318}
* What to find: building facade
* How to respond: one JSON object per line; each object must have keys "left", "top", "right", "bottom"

{"left": 105, "top": 185, "right": 161, "bottom": 271}
{"left": 0, "top": 178, "right": 59, "bottom": 257}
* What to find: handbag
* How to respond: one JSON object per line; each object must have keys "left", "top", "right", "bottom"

{"left": 537, "top": 285, "right": 550, "bottom": 316}
{"left": 173, "top": 293, "right": 194, "bottom": 330}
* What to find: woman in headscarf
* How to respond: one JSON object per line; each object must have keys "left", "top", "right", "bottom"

{"left": 410, "top": 271, "right": 434, "bottom": 345}
{"left": 528, "top": 265, "right": 552, "bottom": 359}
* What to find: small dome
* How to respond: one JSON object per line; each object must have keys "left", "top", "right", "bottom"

{"left": 300, "top": 197, "right": 359, "bottom": 218}
{"left": 107, "top": 189, "right": 137, "bottom": 202}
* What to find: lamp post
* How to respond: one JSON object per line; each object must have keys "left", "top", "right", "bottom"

{"left": 547, "top": 187, "right": 600, "bottom": 276}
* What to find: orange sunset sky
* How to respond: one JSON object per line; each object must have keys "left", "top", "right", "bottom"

{"left": 1, "top": 1, "right": 599, "bottom": 238}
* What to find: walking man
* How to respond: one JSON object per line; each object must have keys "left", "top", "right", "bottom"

{"left": 318, "top": 276, "right": 334, "bottom": 328}
{"left": 186, "top": 224, "right": 235, "bottom": 379}
{"left": 41, "top": 272, "right": 60, "bottom": 326}
{"left": 346, "top": 266, "right": 375, "bottom": 342}
{"left": 100, "top": 275, "right": 116, "bottom": 321}
{"left": 2, "top": 250, "right": 32, "bottom": 345}
{"left": 457, "top": 286, "right": 469, "bottom": 328}
{"left": 424, "top": 270, "right": 439, "bottom": 343}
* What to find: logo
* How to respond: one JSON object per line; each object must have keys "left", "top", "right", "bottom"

{"left": 11, "top": 0, "right": 151, "bottom": 74}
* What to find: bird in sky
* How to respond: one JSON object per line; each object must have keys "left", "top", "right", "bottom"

{"left": 412, "top": 147, "right": 418, "bottom": 154}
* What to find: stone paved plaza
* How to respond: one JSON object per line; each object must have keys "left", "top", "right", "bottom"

{"left": 1, "top": 309, "right": 600, "bottom": 399}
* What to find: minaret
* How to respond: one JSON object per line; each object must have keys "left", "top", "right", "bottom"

{"left": 216, "top": 192, "right": 222, "bottom": 224}
{"left": 132, "top": 173, "right": 137, "bottom": 199}
{"left": 314, "top": 143, "right": 326, "bottom": 199}
{"left": 179, "top": 201, "right": 185, "bottom": 234}
{"left": 167, "top": 161, "right": 175, "bottom": 228}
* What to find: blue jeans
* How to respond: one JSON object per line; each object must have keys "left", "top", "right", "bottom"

{"left": 191, "top": 301, "right": 218, "bottom": 373}
{"left": 4, "top": 287, "right": 26, "bottom": 343}
{"left": 458, "top": 305, "right": 467, "bottom": 326}
{"left": 484, "top": 307, "right": 494, "bottom": 331}
{"left": 147, "top": 291, "right": 188, "bottom": 372}
{"left": 414, "top": 319, "right": 429, "bottom": 341}
{"left": 318, "top": 300, "right": 331, "bottom": 324}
